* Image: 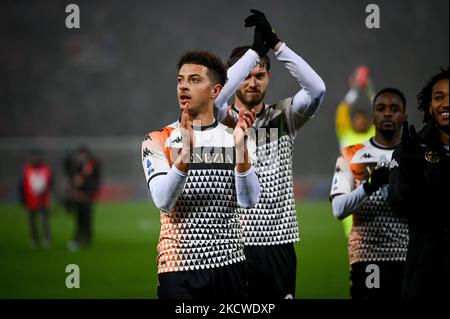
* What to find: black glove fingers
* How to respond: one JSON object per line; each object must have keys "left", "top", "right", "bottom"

{"left": 245, "top": 9, "right": 280, "bottom": 50}
{"left": 245, "top": 16, "right": 265, "bottom": 27}
{"left": 251, "top": 27, "right": 270, "bottom": 57}
{"left": 250, "top": 9, "right": 265, "bottom": 17}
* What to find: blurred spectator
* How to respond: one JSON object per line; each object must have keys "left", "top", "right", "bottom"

{"left": 336, "top": 65, "right": 376, "bottom": 149}
{"left": 335, "top": 66, "right": 376, "bottom": 238}
{"left": 19, "top": 150, "right": 53, "bottom": 249}
{"left": 65, "top": 146, "right": 101, "bottom": 251}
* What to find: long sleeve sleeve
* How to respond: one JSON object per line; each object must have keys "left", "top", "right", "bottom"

{"left": 148, "top": 165, "right": 187, "bottom": 213}
{"left": 235, "top": 166, "right": 260, "bottom": 209}
{"left": 331, "top": 185, "right": 369, "bottom": 220}
{"left": 274, "top": 42, "right": 326, "bottom": 118}
{"left": 214, "top": 49, "right": 260, "bottom": 121}
{"left": 142, "top": 133, "right": 187, "bottom": 213}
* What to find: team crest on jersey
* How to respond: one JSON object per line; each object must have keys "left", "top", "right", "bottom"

{"left": 425, "top": 150, "right": 440, "bottom": 163}
{"left": 142, "top": 147, "right": 153, "bottom": 158}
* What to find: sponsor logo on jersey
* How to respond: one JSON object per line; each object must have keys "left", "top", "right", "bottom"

{"left": 172, "top": 136, "right": 182, "bottom": 144}
{"left": 389, "top": 158, "right": 399, "bottom": 169}
{"left": 142, "top": 147, "right": 153, "bottom": 158}
{"left": 360, "top": 153, "right": 373, "bottom": 159}
{"left": 191, "top": 147, "right": 234, "bottom": 164}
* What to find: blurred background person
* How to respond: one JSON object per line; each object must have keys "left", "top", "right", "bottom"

{"left": 62, "top": 148, "right": 79, "bottom": 216}
{"left": 67, "top": 146, "right": 101, "bottom": 251}
{"left": 19, "top": 150, "right": 53, "bottom": 249}
{"left": 336, "top": 65, "right": 376, "bottom": 149}
{"left": 335, "top": 66, "right": 376, "bottom": 238}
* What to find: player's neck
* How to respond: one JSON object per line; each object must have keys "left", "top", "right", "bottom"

{"left": 186, "top": 111, "right": 215, "bottom": 127}
{"left": 234, "top": 98, "right": 264, "bottom": 114}
{"left": 374, "top": 133, "right": 401, "bottom": 148}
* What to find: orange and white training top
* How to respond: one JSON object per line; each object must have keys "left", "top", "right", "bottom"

{"left": 142, "top": 119, "right": 259, "bottom": 274}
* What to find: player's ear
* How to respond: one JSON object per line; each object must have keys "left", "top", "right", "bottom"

{"left": 211, "top": 84, "right": 222, "bottom": 99}
{"left": 267, "top": 71, "right": 271, "bottom": 81}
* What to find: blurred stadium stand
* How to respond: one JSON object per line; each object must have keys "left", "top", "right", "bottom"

{"left": 1, "top": 0, "right": 448, "bottom": 203}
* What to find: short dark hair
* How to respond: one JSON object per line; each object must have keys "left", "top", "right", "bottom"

{"left": 177, "top": 50, "right": 226, "bottom": 86}
{"left": 227, "top": 46, "right": 271, "bottom": 71}
{"left": 373, "top": 87, "right": 407, "bottom": 110}
{"left": 417, "top": 67, "right": 449, "bottom": 123}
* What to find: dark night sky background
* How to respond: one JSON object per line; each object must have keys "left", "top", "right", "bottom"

{"left": 0, "top": 0, "right": 448, "bottom": 197}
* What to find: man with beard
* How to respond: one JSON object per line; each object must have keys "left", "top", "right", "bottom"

{"left": 215, "top": 9, "right": 326, "bottom": 299}
{"left": 388, "top": 68, "right": 449, "bottom": 299}
{"left": 330, "top": 88, "right": 409, "bottom": 299}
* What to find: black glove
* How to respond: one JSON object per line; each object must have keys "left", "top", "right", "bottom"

{"left": 363, "top": 166, "right": 389, "bottom": 195}
{"left": 399, "top": 121, "right": 424, "bottom": 183}
{"left": 251, "top": 28, "right": 270, "bottom": 58}
{"left": 401, "top": 121, "right": 420, "bottom": 156}
{"left": 245, "top": 9, "right": 281, "bottom": 49}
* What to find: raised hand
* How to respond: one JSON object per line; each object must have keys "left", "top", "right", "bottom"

{"left": 401, "top": 121, "right": 420, "bottom": 156}
{"left": 234, "top": 109, "right": 256, "bottom": 166}
{"left": 244, "top": 9, "right": 281, "bottom": 50}
{"left": 363, "top": 166, "right": 390, "bottom": 195}
{"left": 234, "top": 109, "right": 256, "bottom": 147}
{"left": 251, "top": 27, "right": 270, "bottom": 58}
{"left": 176, "top": 103, "right": 195, "bottom": 170}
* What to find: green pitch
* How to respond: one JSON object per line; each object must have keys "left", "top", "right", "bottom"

{"left": 0, "top": 200, "right": 349, "bottom": 298}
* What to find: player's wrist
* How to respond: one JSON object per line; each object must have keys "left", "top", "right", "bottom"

{"left": 267, "top": 34, "right": 281, "bottom": 50}
{"left": 362, "top": 181, "right": 375, "bottom": 195}
{"left": 174, "top": 149, "right": 192, "bottom": 171}
{"left": 236, "top": 160, "right": 251, "bottom": 173}
{"left": 273, "top": 41, "right": 286, "bottom": 55}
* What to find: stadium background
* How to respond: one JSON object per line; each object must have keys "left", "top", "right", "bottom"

{"left": 0, "top": 0, "right": 448, "bottom": 298}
